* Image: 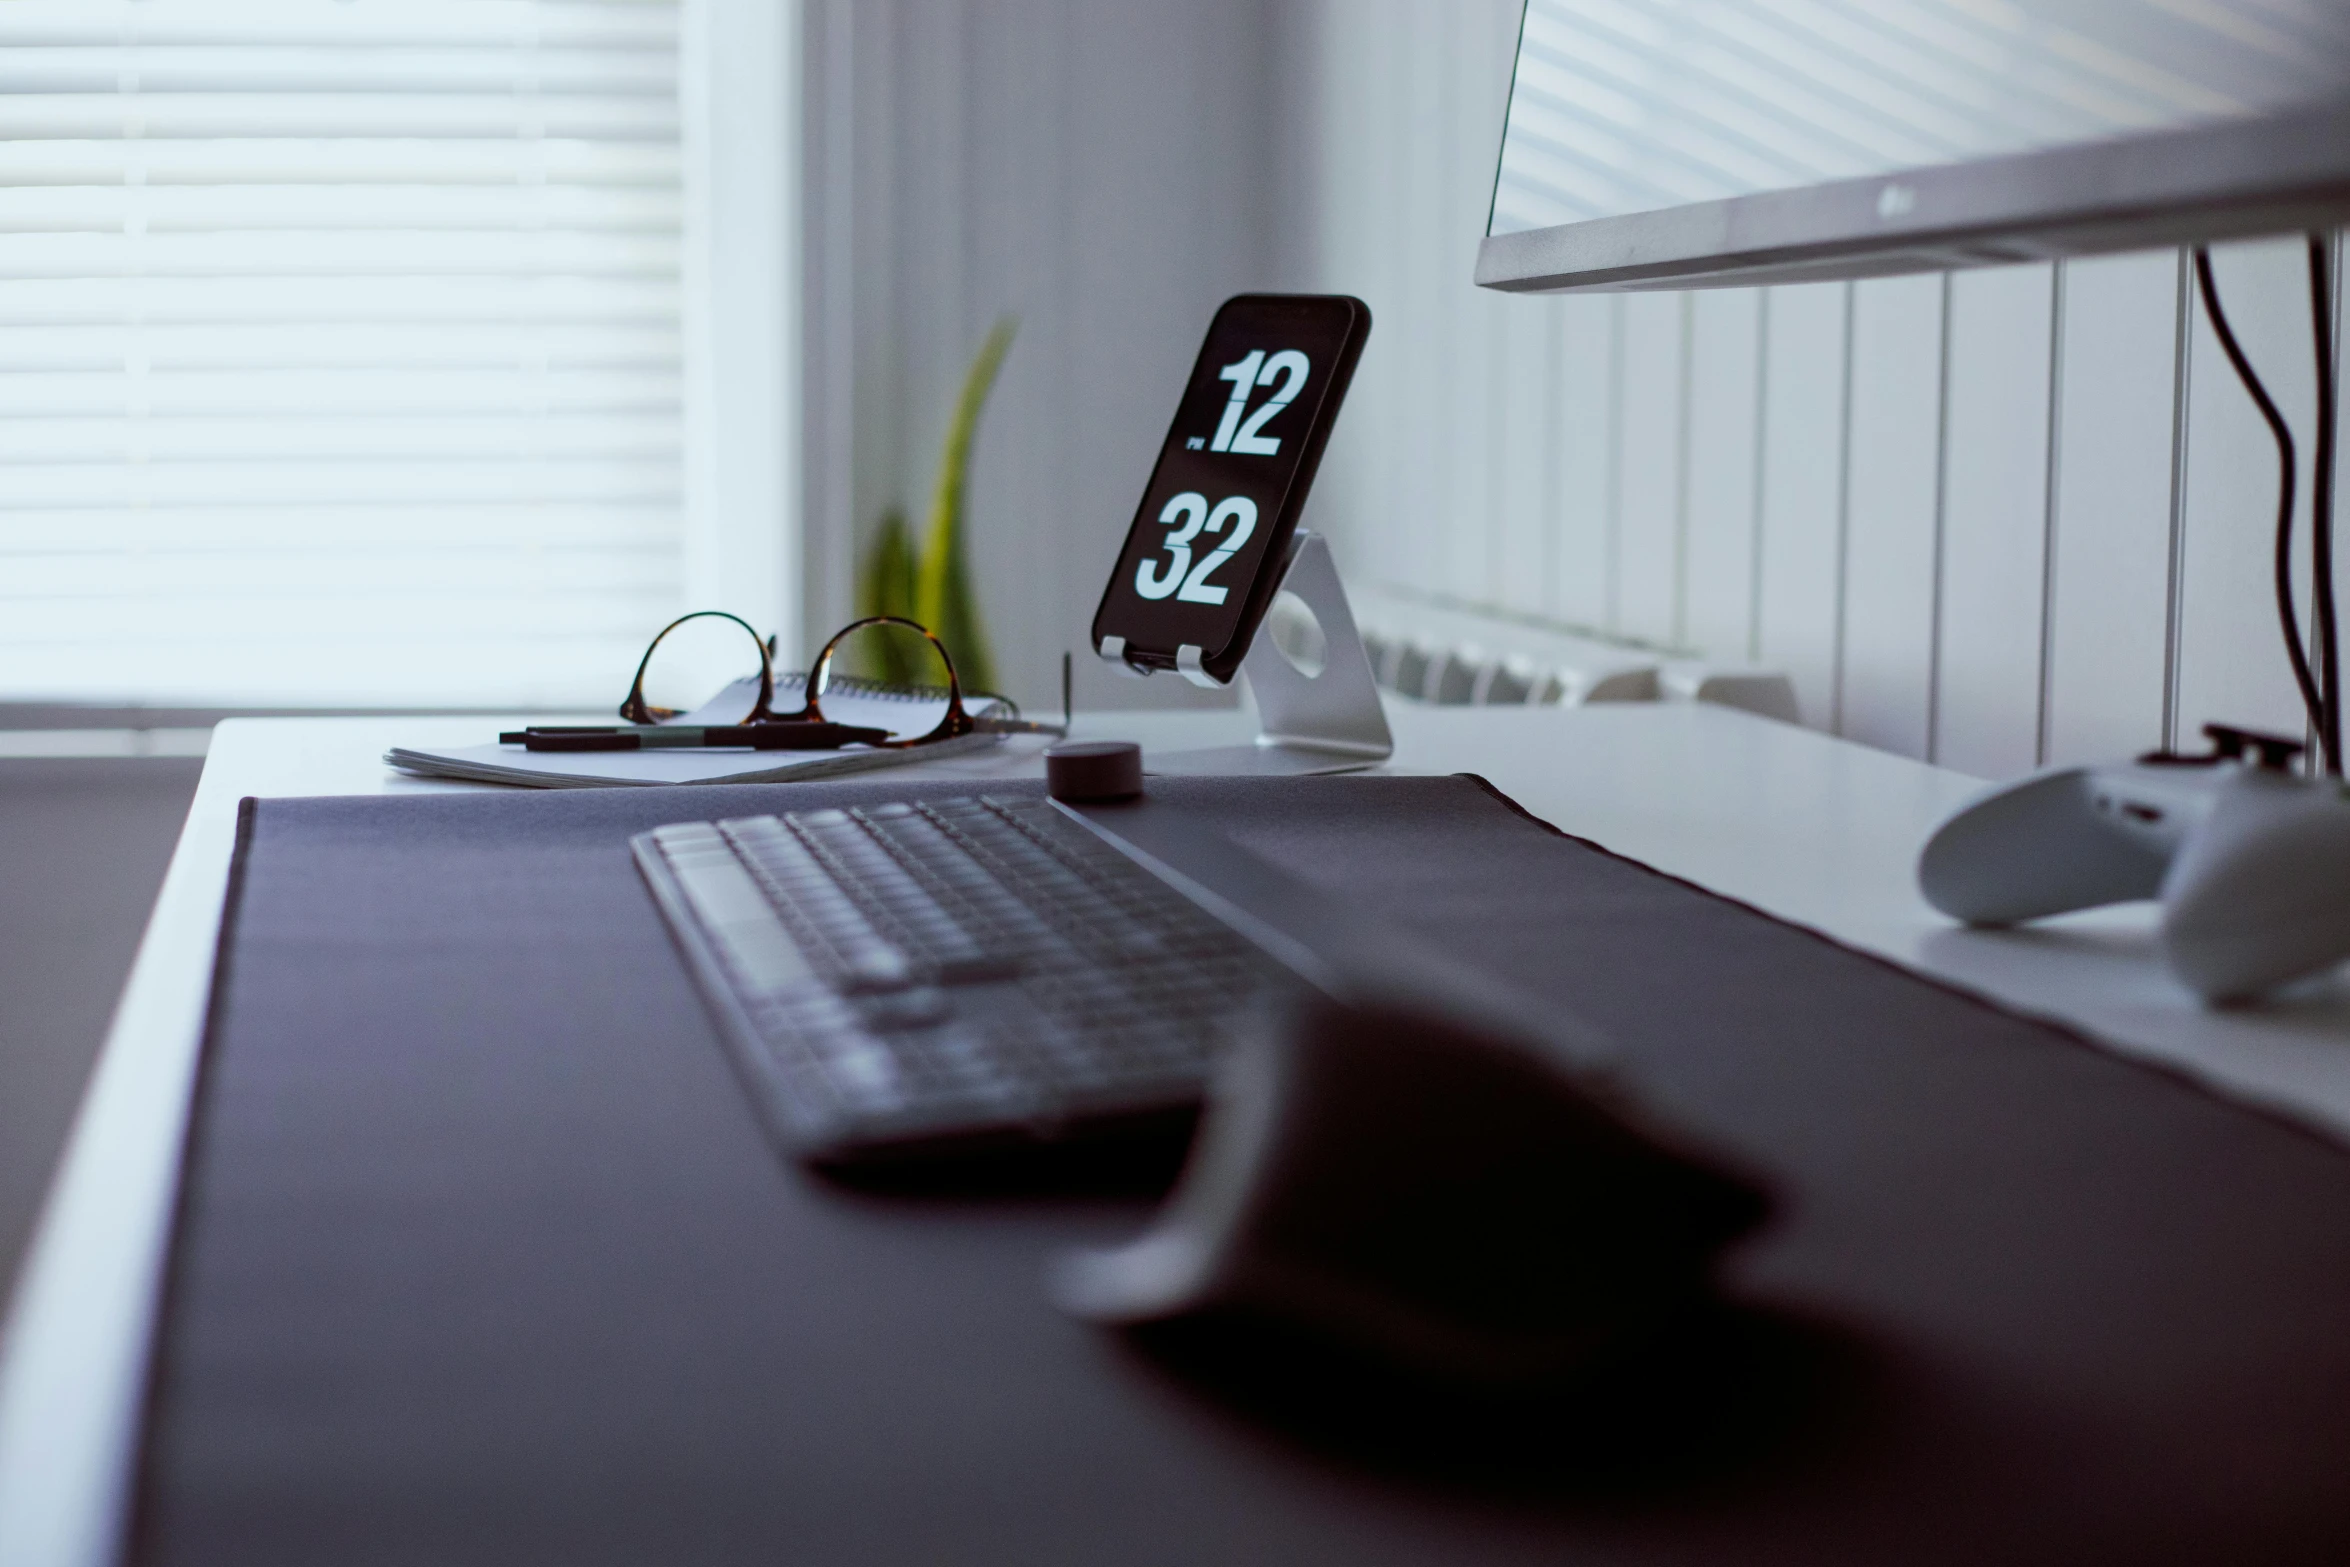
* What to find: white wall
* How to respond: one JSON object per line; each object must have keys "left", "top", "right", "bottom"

{"left": 1269, "top": 0, "right": 2347, "bottom": 778}
{"left": 802, "top": 1, "right": 2345, "bottom": 770}
{"left": 800, "top": 0, "right": 1271, "bottom": 712}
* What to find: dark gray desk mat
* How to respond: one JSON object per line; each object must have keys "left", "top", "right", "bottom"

{"left": 134, "top": 774, "right": 2350, "bottom": 1565}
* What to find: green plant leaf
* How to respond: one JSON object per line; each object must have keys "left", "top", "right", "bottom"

{"left": 850, "top": 506, "right": 921, "bottom": 683}
{"left": 915, "top": 315, "right": 1016, "bottom": 696}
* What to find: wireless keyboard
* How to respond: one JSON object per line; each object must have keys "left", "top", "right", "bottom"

{"left": 632, "top": 795, "right": 1295, "bottom": 1162}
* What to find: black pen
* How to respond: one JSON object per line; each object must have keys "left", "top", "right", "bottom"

{"left": 499, "top": 723, "right": 892, "bottom": 752}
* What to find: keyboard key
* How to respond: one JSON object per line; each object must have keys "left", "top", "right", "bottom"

{"left": 825, "top": 1042, "right": 902, "bottom": 1109}
{"left": 858, "top": 986, "right": 951, "bottom": 1031}
{"left": 841, "top": 943, "right": 915, "bottom": 990}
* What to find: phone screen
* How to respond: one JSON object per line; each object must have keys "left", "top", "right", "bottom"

{"left": 1090, "top": 294, "right": 1369, "bottom": 683}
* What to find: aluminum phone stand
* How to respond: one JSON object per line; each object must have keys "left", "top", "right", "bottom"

{"left": 1097, "top": 530, "right": 1393, "bottom": 776}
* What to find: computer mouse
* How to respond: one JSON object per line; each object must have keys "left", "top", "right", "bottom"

{"left": 1049, "top": 991, "right": 1771, "bottom": 1388}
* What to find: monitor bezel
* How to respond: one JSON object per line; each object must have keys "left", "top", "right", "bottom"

{"left": 1479, "top": 96, "right": 2350, "bottom": 296}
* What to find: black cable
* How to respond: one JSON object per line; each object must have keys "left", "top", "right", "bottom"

{"left": 2308, "top": 232, "right": 2342, "bottom": 775}
{"left": 2194, "top": 246, "right": 2327, "bottom": 759}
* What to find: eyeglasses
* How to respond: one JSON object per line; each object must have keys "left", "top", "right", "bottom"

{"left": 617, "top": 610, "right": 1061, "bottom": 748}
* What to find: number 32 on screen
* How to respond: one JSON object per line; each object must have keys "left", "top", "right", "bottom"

{"left": 1134, "top": 492, "right": 1257, "bottom": 605}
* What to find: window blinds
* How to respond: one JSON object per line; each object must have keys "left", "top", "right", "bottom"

{"left": 0, "top": 0, "right": 684, "bottom": 707}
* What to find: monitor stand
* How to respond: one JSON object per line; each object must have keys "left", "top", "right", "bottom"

{"left": 1097, "top": 530, "right": 1393, "bottom": 777}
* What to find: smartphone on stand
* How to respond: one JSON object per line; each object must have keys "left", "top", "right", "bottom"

{"left": 1091, "top": 294, "right": 1371, "bottom": 686}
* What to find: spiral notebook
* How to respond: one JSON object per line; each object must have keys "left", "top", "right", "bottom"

{"left": 385, "top": 675, "right": 1012, "bottom": 789}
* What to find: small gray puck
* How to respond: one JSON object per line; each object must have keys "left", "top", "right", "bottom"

{"left": 1046, "top": 739, "right": 1144, "bottom": 802}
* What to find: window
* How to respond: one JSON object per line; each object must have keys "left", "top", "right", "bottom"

{"left": 0, "top": 0, "right": 743, "bottom": 709}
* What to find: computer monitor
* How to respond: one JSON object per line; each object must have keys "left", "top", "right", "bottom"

{"left": 1478, "top": 0, "right": 2350, "bottom": 295}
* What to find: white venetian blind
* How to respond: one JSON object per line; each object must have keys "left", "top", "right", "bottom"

{"left": 0, "top": 0, "right": 684, "bottom": 707}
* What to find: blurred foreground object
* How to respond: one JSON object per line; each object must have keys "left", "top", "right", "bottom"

{"left": 1052, "top": 992, "right": 1770, "bottom": 1387}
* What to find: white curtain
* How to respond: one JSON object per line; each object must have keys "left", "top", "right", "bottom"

{"left": 0, "top": 0, "right": 687, "bottom": 706}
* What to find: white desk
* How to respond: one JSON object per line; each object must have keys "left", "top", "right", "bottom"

{"left": 7, "top": 700, "right": 2350, "bottom": 1567}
